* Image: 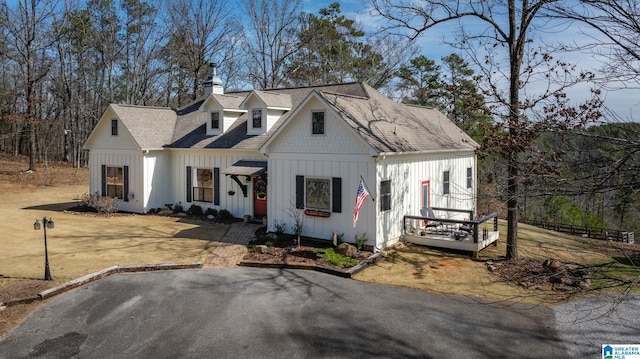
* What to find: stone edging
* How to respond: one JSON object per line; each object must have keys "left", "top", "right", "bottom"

{"left": 238, "top": 252, "right": 383, "bottom": 278}
{"left": 1, "top": 262, "right": 203, "bottom": 307}
{"left": 1, "top": 253, "right": 382, "bottom": 308}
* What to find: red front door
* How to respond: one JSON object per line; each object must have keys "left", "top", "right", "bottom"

{"left": 253, "top": 176, "right": 267, "bottom": 219}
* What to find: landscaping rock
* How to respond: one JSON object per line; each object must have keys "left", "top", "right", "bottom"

{"left": 337, "top": 243, "right": 357, "bottom": 257}
{"left": 543, "top": 259, "right": 566, "bottom": 273}
{"left": 254, "top": 245, "right": 272, "bottom": 254}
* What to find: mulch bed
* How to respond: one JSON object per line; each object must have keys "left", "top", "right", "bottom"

{"left": 243, "top": 228, "right": 374, "bottom": 269}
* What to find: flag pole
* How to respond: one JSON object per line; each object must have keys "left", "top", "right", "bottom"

{"left": 360, "top": 175, "right": 375, "bottom": 202}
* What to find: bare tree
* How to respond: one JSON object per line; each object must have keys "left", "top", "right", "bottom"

{"left": 242, "top": 0, "right": 302, "bottom": 89}
{"left": 162, "top": 0, "right": 241, "bottom": 103}
{"left": 120, "top": 0, "right": 163, "bottom": 105}
{"left": 370, "top": 0, "right": 603, "bottom": 259}
{"left": 1, "top": 0, "right": 59, "bottom": 171}
{"left": 552, "top": 0, "right": 640, "bottom": 88}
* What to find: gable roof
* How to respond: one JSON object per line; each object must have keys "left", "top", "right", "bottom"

{"left": 168, "top": 82, "right": 368, "bottom": 150}
{"left": 83, "top": 104, "right": 177, "bottom": 150}
{"left": 261, "top": 83, "right": 478, "bottom": 154}
{"left": 201, "top": 93, "right": 246, "bottom": 112}
{"left": 114, "top": 105, "right": 177, "bottom": 149}
{"left": 89, "top": 82, "right": 477, "bottom": 154}
{"left": 239, "top": 90, "right": 293, "bottom": 110}
{"left": 316, "top": 84, "right": 478, "bottom": 153}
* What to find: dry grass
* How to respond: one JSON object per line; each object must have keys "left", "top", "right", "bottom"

{"left": 354, "top": 221, "right": 638, "bottom": 306}
{"left": 0, "top": 154, "right": 232, "bottom": 337}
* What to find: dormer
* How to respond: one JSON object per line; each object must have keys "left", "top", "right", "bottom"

{"left": 239, "top": 90, "right": 292, "bottom": 135}
{"left": 200, "top": 94, "right": 246, "bottom": 136}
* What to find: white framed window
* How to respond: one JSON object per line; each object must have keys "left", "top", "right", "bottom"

{"left": 211, "top": 112, "right": 220, "bottom": 130}
{"left": 312, "top": 111, "right": 325, "bottom": 135}
{"left": 443, "top": 170, "right": 450, "bottom": 195}
{"left": 193, "top": 168, "right": 213, "bottom": 202}
{"left": 107, "top": 166, "right": 123, "bottom": 199}
{"left": 380, "top": 180, "right": 391, "bottom": 211}
{"left": 252, "top": 109, "right": 262, "bottom": 129}
{"left": 111, "top": 119, "right": 118, "bottom": 136}
{"left": 305, "top": 177, "right": 330, "bottom": 210}
{"left": 466, "top": 167, "right": 473, "bottom": 189}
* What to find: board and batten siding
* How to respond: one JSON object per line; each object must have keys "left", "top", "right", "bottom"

{"left": 142, "top": 150, "right": 172, "bottom": 212}
{"left": 85, "top": 108, "right": 140, "bottom": 151}
{"left": 267, "top": 153, "right": 376, "bottom": 246}
{"left": 261, "top": 96, "right": 374, "bottom": 156}
{"left": 375, "top": 151, "right": 477, "bottom": 247}
{"left": 88, "top": 149, "right": 144, "bottom": 213}
{"left": 170, "top": 149, "right": 265, "bottom": 218}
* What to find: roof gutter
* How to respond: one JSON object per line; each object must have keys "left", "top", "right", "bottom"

{"left": 376, "top": 148, "right": 478, "bottom": 157}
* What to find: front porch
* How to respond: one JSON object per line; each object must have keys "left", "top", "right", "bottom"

{"left": 403, "top": 208, "right": 499, "bottom": 257}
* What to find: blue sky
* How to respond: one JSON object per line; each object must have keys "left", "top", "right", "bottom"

{"left": 304, "top": 0, "right": 640, "bottom": 121}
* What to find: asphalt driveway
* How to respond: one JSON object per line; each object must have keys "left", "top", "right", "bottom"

{"left": 0, "top": 267, "right": 568, "bottom": 358}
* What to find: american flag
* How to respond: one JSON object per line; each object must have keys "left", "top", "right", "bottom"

{"left": 353, "top": 179, "right": 370, "bottom": 227}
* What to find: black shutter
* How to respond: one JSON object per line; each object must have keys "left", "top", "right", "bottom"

{"left": 214, "top": 167, "right": 220, "bottom": 205}
{"left": 101, "top": 165, "right": 106, "bottom": 196}
{"left": 295, "top": 175, "right": 304, "bottom": 209}
{"left": 186, "top": 166, "right": 192, "bottom": 203}
{"left": 123, "top": 166, "right": 129, "bottom": 202}
{"left": 332, "top": 177, "right": 342, "bottom": 213}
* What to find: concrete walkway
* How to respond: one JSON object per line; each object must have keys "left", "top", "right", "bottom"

{"left": 202, "top": 222, "right": 263, "bottom": 268}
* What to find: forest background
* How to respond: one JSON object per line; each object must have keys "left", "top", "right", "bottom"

{"left": 0, "top": 0, "right": 638, "bottom": 238}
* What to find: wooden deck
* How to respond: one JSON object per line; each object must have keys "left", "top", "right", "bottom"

{"left": 403, "top": 210, "right": 499, "bottom": 257}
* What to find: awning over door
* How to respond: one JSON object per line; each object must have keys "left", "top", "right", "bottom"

{"left": 223, "top": 160, "right": 267, "bottom": 177}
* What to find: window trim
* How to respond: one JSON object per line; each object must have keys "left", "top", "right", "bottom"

{"left": 106, "top": 166, "right": 124, "bottom": 199}
{"left": 443, "top": 170, "right": 450, "bottom": 195}
{"left": 380, "top": 179, "right": 391, "bottom": 212}
{"left": 252, "top": 109, "right": 262, "bottom": 129}
{"left": 111, "top": 119, "right": 118, "bottom": 136}
{"left": 466, "top": 167, "right": 473, "bottom": 189}
{"left": 305, "top": 177, "right": 331, "bottom": 211}
{"left": 192, "top": 168, "right": 214, "bottom": 203}
{"left": 311, "top": 111, "right": 325, "bottom": 135}
{"left": 210, "top": 112, "right": 220, "bottom": 130}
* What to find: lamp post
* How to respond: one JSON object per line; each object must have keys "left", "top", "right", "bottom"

{"left": 34, "top": 217, "right": 54, "bottom": 281}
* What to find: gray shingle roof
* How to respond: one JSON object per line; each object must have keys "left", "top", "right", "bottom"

{"left": 316, "top": 84, "right": 478, "bottom": 153}
{"left": 169, "top": 83, "right": 368, "bottom": 150}
{"left": 209, "top": 93, "right": 246, "bottom": 110}
{"left": 110, "top": 104, "right": 177, "bottom": 149}
{"left": 109, "top": 82, "right": 476, "bottom": 154}
{"left": 248, "top": 90, "right": 293, "bottom": 109}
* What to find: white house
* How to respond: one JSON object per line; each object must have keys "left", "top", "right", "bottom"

{"left": 84, "top": 68, "right": 479, "bottom": 250}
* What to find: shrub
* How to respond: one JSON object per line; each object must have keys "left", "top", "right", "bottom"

{"left": 218, "top": 209, "right": 233, "bottom": 221}
{"left": 188, "top": 204, "right": 203, "bottom": 216}
{"left": 205, "top": 208, "right": 218, "bottom": 218}
{"left": 80, "top": 192, "right": 118, "bottom": 215}
{"left": 173, "top": 202, "right": 184, "bottom": 213}
{"left": 147, "top": 208, "right": 157, "bottom": 214}
{"left": 272, "top": 220, "right": 287, "bottom": 235}
{"left": 355, "top": 232, "right": 367, "bottom": 250}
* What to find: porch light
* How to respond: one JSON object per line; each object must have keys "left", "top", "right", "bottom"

{"left": 34, "top": 218, "right": 54, "bottom": 281}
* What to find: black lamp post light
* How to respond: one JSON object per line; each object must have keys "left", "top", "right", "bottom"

{"left": 34, "top": 217, "right": 54, "bottom": 281}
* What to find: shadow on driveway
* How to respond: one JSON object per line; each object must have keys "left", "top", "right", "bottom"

{"left": 0, "top": 267, "right": 567, "bottom": 358}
